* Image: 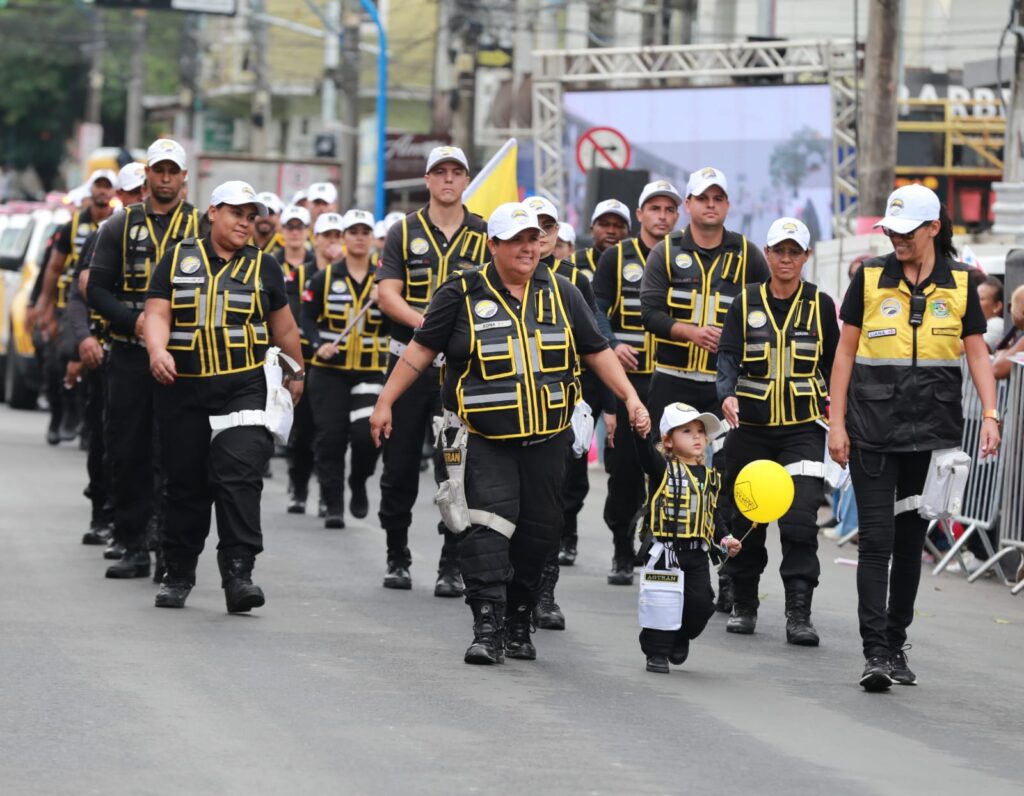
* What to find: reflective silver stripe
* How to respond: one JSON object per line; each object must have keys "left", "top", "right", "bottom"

{"left": 538, "top": 332, "right": 566, "bottom": 344}
{"left": 655, "top": 366, "right": 716, "bottom": 382}
{"left": 479, "top": 342, "right": 511, "bottom": 355}
{"left": 227, "top": 328, "right": 246, "bottom": 340}
{"left": 170, "top": 330, "right": 195, "bottom": 342}
{"left": 717, "top": 294, "right": 734, "bottom": 306}
{"left": 548, "top": 384, "right": 563, "bottom": 402}
{"left": 669, "top": 289, "right": 692, "bottom": 302}
{"left": 855, "top": 356, "right": 962, "bottom": 368}
{"left": 617, "top": 332, "right": 645, "bottom": 343}
{"left": 174, "top": 288, "right": 197, "bottom": 300}
{"left": 408, "top": 267, "right": 431, "bottom": 277}
{"left": 622, "top": 297, "right": 641, "bottom": 307}
{"left": 352, "top": 382, "right": 383, "bottom": 395}
{"left": 214, "top": 294, "right": 224, "bottom": 323}
{"left": 736, "top": 377, "right": 765, "bottom": 391}
{"left": 326, "top": 303, "right": 349, "bottom": 314}
{"left": 349, "top": 406, "right": 374, "bottom": 422}
{"left": 463, "top": 391, "right": 519, "bottom": 406}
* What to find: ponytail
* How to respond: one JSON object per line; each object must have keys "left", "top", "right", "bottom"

{"left": 934, "top": 204, "right": 957, "bottom": 261}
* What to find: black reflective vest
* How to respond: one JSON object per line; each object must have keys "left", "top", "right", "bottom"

{"left": 57, "top": 210, "right": 97, "bottom": 309}
{"left": 112, "top": 201, "right": 200, "bottom": 343}
{"left": 606, "top": 238, "right": 653, "bottom": 374}
{"left": 311, "top": 261, "right": 388, "bottom": 373}
{"left": 398, "top": 208, "right": 487, "bottom": 311}
{"left": 654, "top": 228, "right": 751, "bottom": 376}
{"left": 166, "top": 239, "right": 269, "bottom": 378}
{"left": 734, "top": 282, "right": 827, "bottom": 427}
{"left": 647, "top": 459, "right": 720, "bottom": 543}
{"left": 448, "top": 263, "right": 581, "bottom": 440}
{"left": 847, "top": 254, "right": 971, "bottom": 452}
{"left": 570, "top": 246, "right": 598, "bottom": 280}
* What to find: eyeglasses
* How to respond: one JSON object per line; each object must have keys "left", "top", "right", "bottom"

{"left": 539, "top": 221, "right": 559, "bottom": 235}
{"left": 882, "top": 223, "right": 927, "bottom": 241}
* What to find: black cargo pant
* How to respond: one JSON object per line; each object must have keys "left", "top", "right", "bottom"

{"left": 604, "top": 373, "right": 650, "bottom": 560}
{"left": 639, "top": 542, "right": 716, "bottom": 657}
{"left": 561, "top": 370, "right": 604, "bottom": 546}
{"left": 155, "top": 369, "right": 273, "bottom": 585}
{"left": 286, "top": 381, "right": 316, "bottom": 501}
{"left": 104, "top": 343, "right": 154, "bottom": 549}
{"left": 83, "top": 362, "right": 112, "bottom": 526}
{"left": 44, "top": 333, "right": 79, "bottom": 434}
{"left": 849, "top": 447, "right": 931, "bottom": 659}
{"left": 308, "top": 366, "right": 382, "bottom": 515}
{"left": 377, "top": 354, "right": 457, "bottom": 568}
{"left": 720, "top": 423, "right": 824, "bottom": 608}
{"left": 459, "top": 429, "right": 571, "bottom": 611}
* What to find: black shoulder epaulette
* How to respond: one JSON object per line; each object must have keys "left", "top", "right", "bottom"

{"left": 180, "top": 237, "right": 197, "bottom": 246}
{"left": 446, "top": 263, "right": 485, "bottom": 283}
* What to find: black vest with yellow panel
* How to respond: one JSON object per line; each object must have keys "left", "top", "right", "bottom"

{"left": 398, "top": 207, "right": 487, "bottom": 314}
{"left": 312, "top": 260, "right": 388, "bottom": 373}
{"left": 113, "top": 201, "right": 199, "bottom": 343}
{"left": 448, "top": 263, "right": 581, "bottom": 440}
{"left": 606, "top": 238, "right": 654, "bottom": 374}
{"left": 281, "top": 254, "right": 314, "bottom": 361}
{"left": 57, "top": 209, "right": 98, "bottom": 310}
{"left": 654, "top": 228, "right": 751, "bottom": 377}
{"left": 569, "top": 246, "right": 598, "bottom": 280}
{"left": 165, "top": 239, "right": 269, "bottom": 378}
{"left": 647, "top": 460, "right": 720, "bottom": 543}
{"left": 848, "top": 254, "right": 969, "bottom": 452}
{"left": 734, "top": 281, "right": 827, "bottom": 427}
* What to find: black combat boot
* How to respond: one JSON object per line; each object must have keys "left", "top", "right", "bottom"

{"left": 105, "top": 548, "right": 151, "bottom": 579}
{"left": 607, "top": 556, "right": 635, "bottom": 586}
{"left": 504, "top": 604, "right": 537, "bottom": 660}
{"left": 219, "top": 552, "right": 265, "bottom": 613}
{"left": 81, "top": 522, "right": 112, "bottom": 546}
{"left": 784, "top": 579, "right": 820, "bottom": 647}
{"left": 103, "top": 541, "right": 125, "bottom": 560}
{"left": 726, "top": 605, "right": 758, "bottom": 634}
{"left": 383, "top": 547, "right": 412, "bottom": 589}
{"left": 154, "top": 560, "right": 195, "bottom": 609}
{"left": 715, "top": 572, "right": 735, "bottom": 613}
{"left": 534, "top": 562, "right": 565, "bottom": 630}
{"left": 348, "top": 478, "right": 369, "bottom": 519}
{"left": 464, "top": 601, "right": 505, "bottom": 665}
{"left": 434, "top": 554, "right": 464, "bottom": 598}
{"left": 558, "top": 535, "right": 578, "bottom": 566}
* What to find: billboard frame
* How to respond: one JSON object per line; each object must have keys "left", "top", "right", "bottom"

{"left": 531, "top": 39, "right": 858, "bottom": 236}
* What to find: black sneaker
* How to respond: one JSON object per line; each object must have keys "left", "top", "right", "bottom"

{"left": 287, "top": 497, "right": 306, "bottom": 514}
{"left": 382, "top": 564, "right": 412, "bottom": 590}
{"left": 889, "top": 645, "right": 917, "bottom": 686}
{"left": 725, "top": 606, "right": 757, "bottom": 634}
{"left": 646, "top": 655, "right": 670, "bottom": 674}
{"left": 859, "top": 655, "right": 894, "bottom": 692}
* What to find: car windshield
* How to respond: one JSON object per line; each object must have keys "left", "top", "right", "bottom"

{"left": 0, "top": 218, "right": 34, "bottom": 259}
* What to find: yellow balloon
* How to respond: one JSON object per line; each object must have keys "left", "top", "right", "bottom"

{"left": 733, "top": 459, "right": 795, "bottom": 524}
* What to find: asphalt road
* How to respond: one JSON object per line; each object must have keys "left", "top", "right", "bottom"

{"left": 1, "top": 404, "right": 1022, "bottom": 795}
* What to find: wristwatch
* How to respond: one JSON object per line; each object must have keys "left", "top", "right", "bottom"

{"left": 982, "top": 409, "right": 1000, "bottom": 422}
{"left": 291, "top": 371, "right": 305, "bottom": 382}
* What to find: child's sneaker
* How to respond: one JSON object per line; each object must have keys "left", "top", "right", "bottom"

{"left": 645, "top": 655, "right": 670, "bottom": 674}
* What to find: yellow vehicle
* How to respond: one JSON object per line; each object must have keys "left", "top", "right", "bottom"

{"left": 0, "top": 205, "right": 70, "bottom": 408}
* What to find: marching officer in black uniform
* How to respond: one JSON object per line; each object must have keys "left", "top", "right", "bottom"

{"left": 375, "top": 145, "right": 488, "bottom": 594}
{"left": 571, "top": 198, "right": 631, "bottom": 277}
{"left": 38, "top": 169, "right": 117, "bottom": 444}
{"left": 716, "top": 217, "right": 840, "bottom": 643}
{"left": 554, "top": 222, "right": 575, "bottom": 262}
{"left": 370, "top": 202, "right": 651, "bottom": 665}
{"left": 594, "top": 179, "right": 682, "bottom": 585}
{"left": 253, "top": 191, "right": 284, "bottom": 256}
{"left": 640, "top": 167, "right": 769, "bottom": 610}
{"left": 301, "top": 209, "right": 387, "bottom": 528}
{"left": 88, "top": 138, "right": 201, "bottom": 579}
{"left": 144, "top": 181, "right": 304, "bottom": 611}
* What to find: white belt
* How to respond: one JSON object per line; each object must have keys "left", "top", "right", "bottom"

{"left": 784, "top": 460, "right": 826, "bottom": 479}
{"left": 390, "top": 338, "right": 445, "bottom": 368}
{"left": 655, "top": 366, "right": 717, "bottom": 383}
{"left": 209, "top": 409, "right": 267, "bottom": 432}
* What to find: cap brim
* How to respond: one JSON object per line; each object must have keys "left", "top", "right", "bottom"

{"left": 688, "top": 181, "right": 727, "bottom": 198}
{"left": 697, "top": 412, "right": 724, "bottom": 440}
{"left": 591, "top": 210, "right": 631, "bottom": 225}
{"left": 427, "top": 157, "right": 469, "bottom": 172}
{"left": 766, "top": 233, "right": 809, "bottom": 249}
{"left": 213, "top": 200, "right": 269, "bottom": 217}
{"left": 640, "top": 190, "right": 682, "bottom": 207}
{"left": 494, "top": 223, "right": 541, "bottom": 241}
{"left": 873, "top": 216, "right": 924, "bottom": 234}
{"left": 119, "top": 180, "right": 145, "bottom": 192}
{"left": 148, "top": 156, "right": 186, "bottom": 169}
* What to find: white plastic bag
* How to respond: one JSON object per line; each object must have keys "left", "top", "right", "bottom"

{"left": 638, "top": 542, "right": 685, "bottom": 631}
{"left": 570, "top": 400, "right": 595, "bottom": 459}
{"left": 263, "top": 347, "right": 296, "bottom": 445}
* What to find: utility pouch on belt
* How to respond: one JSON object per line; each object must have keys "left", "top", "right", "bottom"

{"left": 894, "top": 448, "right": 971, "bottom": 521}
{"left": 570, "top": 400, "right": 595, "bottom": 459}
{"left": 209, "top": 347, "right": 300, "bottom": 445}
{"left": 784, "top": 421, "right": 847, "bottom": 491}
{"left": 638, "top": 542, "right": 685, "bottom": 632}
{"left": 434, "top": 412, "right": 471, "bottom": 533}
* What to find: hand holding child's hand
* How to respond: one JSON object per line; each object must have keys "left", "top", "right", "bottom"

{"left": 721, "top": 535, "right": 742, "bottom": 558}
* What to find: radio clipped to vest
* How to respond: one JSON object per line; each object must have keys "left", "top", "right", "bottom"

{"left": 894, "top": 448, "right": 971, "bottom": 521}
{"left": 638, "top": 541, "right": 686, "bottom": 631}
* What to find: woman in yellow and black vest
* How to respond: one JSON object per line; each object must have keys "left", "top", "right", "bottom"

{"left": 370, "top": 202, "right": 650, "bottom": 667}
{"left": 829, "top": 185, "right": 999, "bottom": 692}
{"left": 301, "top": 209, "right": 388, "bottom": 529}
{"left": 716, "top": 217, "right": 839, "bottom": 645}
{"left": 144, "top": 181, "right": 304, "bottom": 613}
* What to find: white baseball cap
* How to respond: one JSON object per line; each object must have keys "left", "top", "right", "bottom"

{"left": 307, "top": 182, "right": 338, "bottom": 205}
{"left": 873, "top": 184, "right": 941, "bottom": 235}
{"left": 116, "top": 162, "right": 146, "bottom": 192}
{"left": 66, "top": 185, "right": 89, "bottom": 207}
{"left": 659, "top": 401, "right": 724, "bottom": 440}
{"left": 426, "top": 145, "right": 469, "bottom": 172}
{"left": 314, "top": 212, "right": 345, "bottom": 235}
{"left": 383, "top": 210, "right": 405, "bottom": 231}
{"left": 281, "top": 205, "right": 311, "bottom": 227}
{"left": 591, "top": 198, "right": 631, "bottom": 225}
{"left": 87, "top": 169, "right": 117, "bottom": 189}
{"left": 256, "top": 191, "right": 283, "bottom": 215}
{"left": 290, "top": 189, "right": 308, "bottom": 205}
{"left": 638, "top": 179, "right": 682, "bottom": 209}
{"left": 557, "top": 222, "right": 576, "bottom": 246}
{"left": 342, "top": 208, "right": 375, "bottom": 231}
{"left": 146, "top": 138, "right": 187, "bottom": 169}
{"left": 373, "top": 220, "right": 387, "bottom": 238}
{"left": 686, "top": 166, "right": 728, "bottom": 198}
{"left": 209, "top": 180, "right": 269, "bottom": 217}
{"left": 488, "top": 202, "right": 541, "bottom": 241}
{"left": 766, "top": 217, "right": 811, "bottom": 250}
{"left": 523, "top": 195, "right": 559, "bottom": 223}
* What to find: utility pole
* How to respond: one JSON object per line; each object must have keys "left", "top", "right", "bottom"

{"left": 858, "top": 0, "right": 901, "bottom": 217}
{"left": 85, "top": 9, "right": 105, "bottom": 126}
{"left": 1004, "top": 0, "right": 1024, "bottom": 183}
{"left": 248, "top": 0, "right": 272, "bottom": 156}
{"left": 451, "top": 1, "right": 479, "bottom": 157}
{"left": 339, "top": 1, "right": 360, "bottom": 208}
{"left": 124, "top": 10, "right": 147, "bottom": 150}
{"left": 679, "top": 0, "right": 699, "bottom": 45}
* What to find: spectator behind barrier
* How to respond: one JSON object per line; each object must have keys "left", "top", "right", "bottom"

{"left": 977, "top": 275, "right": 1005, "bottom": 354}
{"left": 993, "top": 285, "right": 1024, "bottom": 380}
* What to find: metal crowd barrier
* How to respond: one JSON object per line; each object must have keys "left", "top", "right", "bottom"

{"left": 969, "top": 360, "right": 1024, "bottom": 594}
{"left": 930, "top": 365, "right": 1010, "bottom": 577}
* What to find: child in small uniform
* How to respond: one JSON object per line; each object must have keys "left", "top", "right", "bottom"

{"left": 635, "top": 403, "right": 741, "bottom": 673}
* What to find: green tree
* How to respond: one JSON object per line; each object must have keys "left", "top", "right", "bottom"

{"left": 769, "top": 126, "right": 830, "bottom": 198}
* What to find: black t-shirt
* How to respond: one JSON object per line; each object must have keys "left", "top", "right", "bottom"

{"left": 54, "top": 218, "right": 75, "bottom": 256}
{"left": 147, "top": 238, "right": 288, "bottom": 316}
{"left": 839, "top": 254, "right": 986, "bottom": 338}
{"left": 593, "top": 237, "right": 651, "bottom": 346}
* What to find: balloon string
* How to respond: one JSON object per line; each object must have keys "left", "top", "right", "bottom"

{"left": 737, "top": 522, "right": 758, "bottom": 544}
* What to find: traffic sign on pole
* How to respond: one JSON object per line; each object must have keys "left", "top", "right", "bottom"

{"left": 575, "top": 126, "right": 631, "bottom": 173}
